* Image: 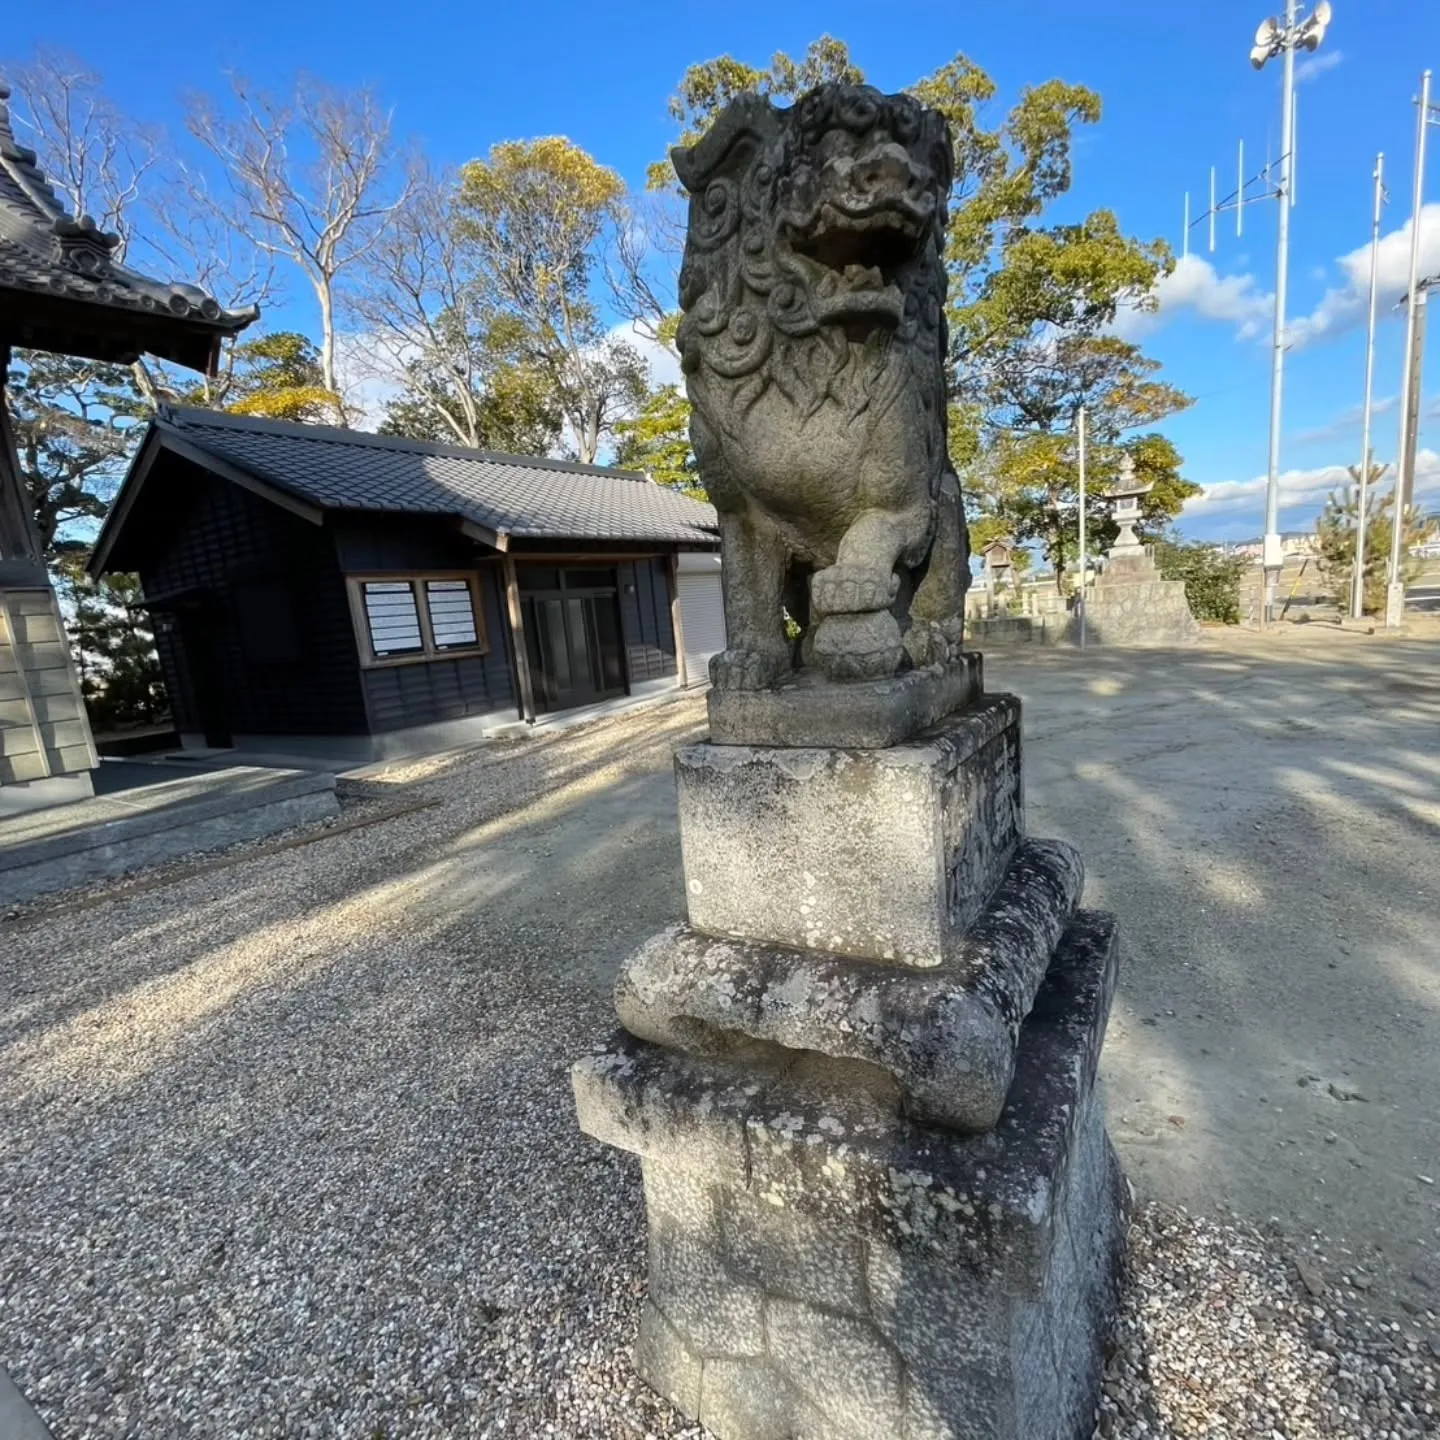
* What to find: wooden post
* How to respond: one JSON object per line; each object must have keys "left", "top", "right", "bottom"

{"left": 669, "top": 551, "right": 688, "bottom": 689}
{"left": 0, "top": 356, "right": 47, "bottom": 574}
{"left": 503, "top": 554, "right": 537, "bottom": 724}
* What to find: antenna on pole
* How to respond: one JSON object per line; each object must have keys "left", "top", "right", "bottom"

{"left": 1238, "top": 139, "right": 1245, "bottom": 236}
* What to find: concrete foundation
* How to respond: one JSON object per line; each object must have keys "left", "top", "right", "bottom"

{"left": 0, "top": 765, "right": 339, "bottom": 905}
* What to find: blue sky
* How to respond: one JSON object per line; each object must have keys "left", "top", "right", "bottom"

{"left": 9, "top": 0, "right": 1440, "bottom": 539}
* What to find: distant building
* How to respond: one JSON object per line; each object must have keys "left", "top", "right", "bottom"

{"left": 1214, "top": 533, "right": 1316, "bottom": 560}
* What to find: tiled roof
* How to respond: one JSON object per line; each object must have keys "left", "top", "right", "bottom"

{"left": 150, "top": 406, "right": 719, "bottom": 546}
{"left": 0, "top": 85, "right": 256, "bottom": 370}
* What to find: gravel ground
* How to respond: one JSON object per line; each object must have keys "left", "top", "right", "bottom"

{"left": 1100, "top": 1206, "right": 1439, "bottom": 1439}
{"left": 2, "top": 695, "right": 1437, "bottom": 1438}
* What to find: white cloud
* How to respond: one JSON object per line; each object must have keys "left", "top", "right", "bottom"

{"left": 1111, "top": 253, "right": 1272, "bottom": 342}
{"left": 1295, "top": 49, "right": 1343, "bottom": 84}
{"left": 1288, "top": 202, "right": 1440, "bottom": 348}
{"left": 334, "top": 330, "right": 408, "bottom": 433}
{"left": 1181, "top": 447, "right": 1440, "bottom": 527}
{"left": 1114, "top": 202, "right": 1440, "bottom": 356}
{"left": 1294, "top": 393, "right": 1399, "bottom": 446}
{"left": 609, "top": 318, "right": 682, "bottom": 389}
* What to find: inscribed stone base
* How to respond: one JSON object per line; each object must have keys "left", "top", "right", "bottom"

{"left": 707, "top": 652, "right": 982, "bottom": 749}
{"left": 676, "top": 694, "right": 1024, "bottom": 967}
{"left": 575, "top": 911, "right": 1130, "bottom": 1440}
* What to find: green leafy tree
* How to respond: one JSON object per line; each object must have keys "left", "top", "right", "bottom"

{"left": 1152, "top": 533, "right": 1248, "bottom": 624}
{"left": 166, "top": 331, "right": 339, "bottom": 422}
{"left": 649, "top": 36, "right": 864, "bottom": 191}
{"left": 379, "top": 339, "right": 563, "bottom": 454}
{"left": 613, "top": 384, "right": 701, "bottom": 494}
{"left": 454, "top": 137, "right": 650, "bottom": 462}
{"left": 972, "top": 338, "right": 1197, "bottom": 587}
{"left": 223, "top": 332, "right": 339, "bottom": 421}
{"left": 53, "top": 557, "right": 168, "bottom": 729}
{"left": 1316, "top": 476, "right": 1436, "bottom": 616}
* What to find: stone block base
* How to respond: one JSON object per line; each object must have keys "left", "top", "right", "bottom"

{"left": 707, "top": 652, "right": 983, "bottom": 749}
{"left": 616, "top": 836, "right": 1084, "bottom": 1132}
{"left": 575, "top": 911, "right": 1129, "bottom": 1440}
{"left": 1086, "top": 552, "right": 1199, "bottom": 647}
{"left": 676, "top": 694, "right": 1025, "bottom": 965}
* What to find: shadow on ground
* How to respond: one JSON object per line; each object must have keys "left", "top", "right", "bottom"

{"left": 1, "top": 628, "right": 1437, "bottom": 1436}
{"left": 985, "top": 628, "right": 1440, "bottom": 1312}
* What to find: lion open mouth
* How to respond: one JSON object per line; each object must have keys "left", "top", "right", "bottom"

{"left": 788, "top": 200, "right": 926, "bottom": 329}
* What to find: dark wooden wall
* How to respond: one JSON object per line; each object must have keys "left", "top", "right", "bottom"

{"left": 331, "top": 517, "right": 515, "bottom": 734}
{"left": 143, "top": 458, "right": 367, "bottom": 737}
{"left": 141, "top": 475, "right": 674, "bottom": 742}
{"left": 618, "top": 557, "right": 677, "bottom": 685}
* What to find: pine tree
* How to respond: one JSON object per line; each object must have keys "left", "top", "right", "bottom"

{"left": 1315, "top": 478, "right": 1436, "bottom": 617}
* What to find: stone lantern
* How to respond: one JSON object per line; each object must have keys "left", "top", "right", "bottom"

{"left": 1081, "top": 453, "right": 1200, "bottom": 645}
{"left": 1104, "top": 455, "right": 1155, "bottom": 557}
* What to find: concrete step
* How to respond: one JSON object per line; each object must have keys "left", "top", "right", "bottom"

{"left": 0, "top": 1370, "right": 53, "bottom": 1440}
{"left": 0, "top": 765, "right": 340, "bottom": 907}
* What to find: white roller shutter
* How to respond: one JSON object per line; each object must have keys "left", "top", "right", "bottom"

{"left": 676, "top": 556, "right": 726, "bottom": 688}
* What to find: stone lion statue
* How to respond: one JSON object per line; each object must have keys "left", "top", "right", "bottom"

{"left": 673, "top": 83, "right": 969, "bottom": 688}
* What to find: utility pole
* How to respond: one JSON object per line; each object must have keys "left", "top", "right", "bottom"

{"left": 1403, "top": 288, "right": 1429, "bottom": 509}
{"left": 1352, "top": 152, "right": 1385, "bottom": 620}
{"left": 1261, "top": 1, "right": 1297, "bottom": 625}
{"left": 1249, "top": 0, "right": 1332, "bottom": 626}
{"left": 1387, "top": 69, "right": 1439, "bottom": 628}
{"left": 1077, "top": 406, "right": 1088, "bottom": 650}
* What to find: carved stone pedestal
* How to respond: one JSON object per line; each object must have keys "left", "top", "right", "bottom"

{"left": 575, "top": 912, "right": 1128, "bottom": 1440}
{"left": 573, "top": 685, "right": 1130, "bottom": 1440}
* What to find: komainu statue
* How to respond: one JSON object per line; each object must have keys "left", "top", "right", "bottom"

{"left": 674, "top": 83, "right": 969, "bottom": 687}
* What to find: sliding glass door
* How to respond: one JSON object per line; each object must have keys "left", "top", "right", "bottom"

{"left": 518, "top": 567, "right": 627, "bottom": 713}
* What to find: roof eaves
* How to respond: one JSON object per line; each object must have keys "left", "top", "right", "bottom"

{"left": 157, "top": 404, "right": 650, "bottom": 480}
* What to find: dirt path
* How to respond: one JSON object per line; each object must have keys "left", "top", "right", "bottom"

{"left": 985, "top": 625, "right": 1440, "bottom": 1315}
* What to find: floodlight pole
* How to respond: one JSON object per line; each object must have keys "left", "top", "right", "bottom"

{"left": 1387, "top": 69, "right": 1435, "bottom": 629}
{"left": 1259, "top": 0, "right": 1301, "bottom": 628}
{"left": 1352, "top": 152, "right": 1384, "bottom": 621}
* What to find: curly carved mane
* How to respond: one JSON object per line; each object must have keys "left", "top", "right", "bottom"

{"left": 674, "top": 86, "right": 952, "bottom": 447}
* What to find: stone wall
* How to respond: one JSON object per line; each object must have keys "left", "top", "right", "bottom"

{"left": 1085, "top": 550, "right": 1199, "bottom": 647}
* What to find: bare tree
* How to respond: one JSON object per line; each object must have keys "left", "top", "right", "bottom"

{"left": 187, "top": 74, "right": 413, "bottom": 423}
{"left": 5, "top": 49, "right": 158, "bottom": 253}
{"left": 349, "top": 166, "right": 495, "bottom": 446}
{"left": 606, "top": 188, "right": 685, "bottom": 356}
{"left": 6, "top": 52, "right": 276, "bottom": 408}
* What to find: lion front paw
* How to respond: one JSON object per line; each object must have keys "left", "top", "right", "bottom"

{"left": 708, "top": 648, "right": 788, "bottom": 691}
{"left": 810, "top": 565, "right": 900, "bottom": 618}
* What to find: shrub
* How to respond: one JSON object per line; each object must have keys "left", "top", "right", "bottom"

{"left": 1152, "top": 536, "right": 1248, "bottom": 624}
